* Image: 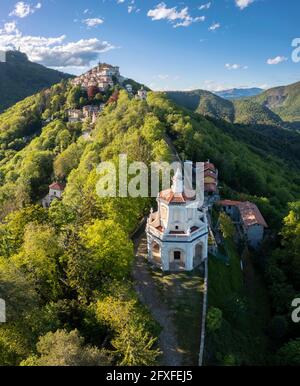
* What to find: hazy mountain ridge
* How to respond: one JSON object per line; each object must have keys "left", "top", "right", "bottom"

{"left": 215, "top": 87, "right": 263, "bottom": 100}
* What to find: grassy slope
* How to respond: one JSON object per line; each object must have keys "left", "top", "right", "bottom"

{"left": 151, "top": 269, "right": 204, "bottom": 365}
{"left": 206, "top": 240, "right": 270, "bottom": 365}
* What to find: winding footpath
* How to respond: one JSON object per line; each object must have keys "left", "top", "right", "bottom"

{"left": 133, "top": 232, "right": 183, "bottom": 366}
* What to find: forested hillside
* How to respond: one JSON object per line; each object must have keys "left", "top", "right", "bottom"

{"left": 0, "top": 80, "right": 299, "bottom": 365}
{"left": 166, "top": 89, "right": 286, "bottom": 128}
{"left": 0, "top": 51, "right": 72, "bottom": 113}
{"left": 250, "top": 81, "right": 300, "bottom": 126}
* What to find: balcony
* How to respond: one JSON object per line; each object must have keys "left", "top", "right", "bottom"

{"left": 147, "top": 223, "right": 207, "bottom": 242}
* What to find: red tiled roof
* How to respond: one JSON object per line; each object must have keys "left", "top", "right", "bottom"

{"left": 49, "top": 182, "right": 65, "bottom": 191}
{"left": 159, "top": 189, "right": 196, "bottom": 204}
{"left": 217, "top": 200, "right": 268, "bottom": 228}
{"left": 238, "top": 202, "right": 268, "bottom": 228}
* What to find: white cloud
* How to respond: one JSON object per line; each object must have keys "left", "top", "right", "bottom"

{"left": 147, "top": 2, "right": 205, "bottom": 28}
{"left": 199, "top": 2, "right": 211, "bottom": 11}
{"left": 9, "top": 2, "right": 42, "bottom": 18}
{"left": 82, "top": 18, "right": 104, "bottom": 28}
{"left": 0, "top": 27, "right": 115, "bottom": 68}
{"left": 208, "top": 22, "right": 220, "bottom": 31}
{"left": 127, "top": 0, "right": 140, "bottom": 14}
{"left": 0, "top": 22, "right": 18, "bottom": 34}
{"left": 267, "top": 56, "right": 288, "bottom": 65}
{"left": 225, "top": 63, "right": 248, "bottom": 70}
{"left": 235, "top": 0, "right": 254, "bottom": 10}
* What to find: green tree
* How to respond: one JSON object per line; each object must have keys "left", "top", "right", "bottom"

{"left": 21, "top": 329, "right": 110, "bottom": 366}
{"left": 219, "top": 212, "right": 235, "bottom": 240}
{"left": 277, "top": 338, "right": 300, "bottom": 365}
{"left": 12, "top": 224, "right": 62, "bottom": 300}
{"left": 207, "top": 307, "right": 223, "bottom": 333}
{"left": 81, "top": 219, "right": 134, "bottom": 280}
{"left": 96, "top": 294, "right": 160, "bottom": 365}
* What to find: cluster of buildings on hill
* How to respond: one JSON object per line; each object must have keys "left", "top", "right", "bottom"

{"left": 71, "top": 63, "right": 148, "bottom": 101}
{"left": 72, "top": 63, "right": 122, "bottom": 93}
{"left": 146, "top": 160, "right": 268, "bottom": 272}
{"left": 67, "top": 64, "right": 148, "bottom": 125}
{"left": 67, "top": 104, "right": 105, "bottom": 124}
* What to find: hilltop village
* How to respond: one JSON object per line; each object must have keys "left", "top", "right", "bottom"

{"left": 66, "top": 63, "right": 147, "bottom": 126}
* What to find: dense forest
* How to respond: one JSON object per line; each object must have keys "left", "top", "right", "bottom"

{"left": 251, "top": 81, "right": 300, "bottom": 124}
{"left": 0, "top": 51, "right": 72, "bottom": 113}
{"left": 0, "top": 79, "right": 299, "bottom": 365}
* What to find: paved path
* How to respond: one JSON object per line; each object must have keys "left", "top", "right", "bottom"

{"left": 132, "top": 234, "right": 183, "bottom": 366}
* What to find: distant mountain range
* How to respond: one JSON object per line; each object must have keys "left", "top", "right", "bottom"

{"left": 214, "top": 87, "right": 263, "bottom": 100}
{"left": 0, "top": 51, "right": 73, "bottom": 112}
{"left": 166, "top": 81, "right": 300, "bottom": 130}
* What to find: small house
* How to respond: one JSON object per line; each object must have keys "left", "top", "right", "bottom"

{"left": 217, "top": 200, "right": 268, "bottom": 248}
{"left": 42, "top": 182, "right": 65, "bottom": 208}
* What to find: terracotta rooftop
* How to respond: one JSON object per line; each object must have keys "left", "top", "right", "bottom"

{"left": 239, "top": 202, "right": 268, "bottom": 228}
{"left": 217, "top": 200, "right": 268, "bottom": 228}
{"left": 159, "top": 189, "right": 196, "bottom": 204}
{"left": 49, "top": 182, "right": 65, "bottom": 191}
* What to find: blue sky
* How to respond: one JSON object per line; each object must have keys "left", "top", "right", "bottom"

{"left": 0, "top": 0, "right": 299, "bottom": 91}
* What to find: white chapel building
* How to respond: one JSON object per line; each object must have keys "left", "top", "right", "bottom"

{"left": 146, "top": 168, "right": 208, "bottom": 272}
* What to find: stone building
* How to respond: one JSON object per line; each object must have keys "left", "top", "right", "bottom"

{"left": 217, "top": 200, "right": 268, "bottom": 248}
